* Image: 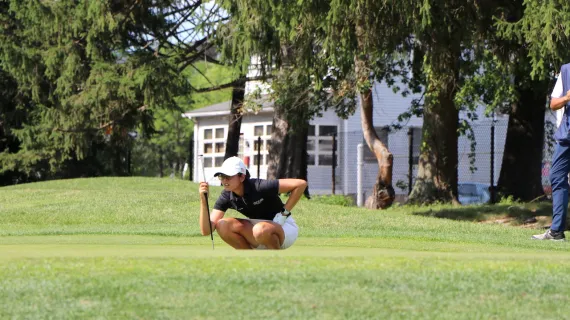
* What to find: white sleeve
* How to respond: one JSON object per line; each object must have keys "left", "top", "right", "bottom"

{"left": 556, "top": 108, "right": 564, "bottom": 128}
{"left": 552, "top": 75, "right": 563, "bottom": 98}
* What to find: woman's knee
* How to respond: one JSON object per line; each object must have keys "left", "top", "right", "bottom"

{"left": 252, "top": 223, "right": 280, "bottom": 241}
{"left": 216, "top": 218, "right": 244, "bottom": 236}
{"left": 252, "top": 223, "right": 270, "bottom": 239}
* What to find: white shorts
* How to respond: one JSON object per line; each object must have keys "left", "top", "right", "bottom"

{"left": 248, "top": 216, "right": 298, "bottom": 249}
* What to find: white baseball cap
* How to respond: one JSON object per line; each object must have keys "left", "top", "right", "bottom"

{"left": 213, "top": 156, "right": 249, "bottom": 177}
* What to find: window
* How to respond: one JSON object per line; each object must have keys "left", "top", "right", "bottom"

{"left": 363, "top": 127, "right": 389, "bottom": 163}
{"left": 307, "top": 125, "right": 338, "bottom": 166}
{"left": 254, "top": 125, "right": 264, "bottom": 137}
{"left": 249, "top": 123, "right": 273, "bottom": 165}
{"left": 238, "top": 134, "right": 245, "bottom": 157}
{"left": 202, "top": 127, "right": 226, "bottom": 168}
{"left": 411, "top": 127, "right": 422, "bottom": 164}
{"left": 320, "top": 125, "right": 337, "bottom": 136}
{"left": 204, "top": 143, "right": 213, "bottom": 154}
{"left": 215, "top": 128, "right": 224, "bottom": 139}
{"left": 254, "top": 139, "right": 264, "bottom": 151}
{"left": 203, "top": 157, "right": 212, "bottom": 168}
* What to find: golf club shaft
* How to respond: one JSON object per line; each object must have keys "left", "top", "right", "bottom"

{"left": 199, "top": 156, "right": 214, "bottom": 250}
{"left": 203, "top": 192, "right": 214, "bottom": 249}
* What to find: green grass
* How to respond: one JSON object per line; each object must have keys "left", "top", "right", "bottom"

{"left": 1, "top": 177, "right": 569, "bottom": 319}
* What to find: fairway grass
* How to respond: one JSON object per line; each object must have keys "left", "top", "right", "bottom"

{"left": 1, "top": 177, "right": 570, "bottom": 319}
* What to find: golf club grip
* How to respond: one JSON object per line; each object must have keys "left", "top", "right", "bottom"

{"left": 203, "top": 192, "right": 214, "bottom": 241}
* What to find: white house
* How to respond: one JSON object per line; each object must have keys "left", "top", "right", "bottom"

{"left": 182, "top": 77, "right": 512, "bottom": 203}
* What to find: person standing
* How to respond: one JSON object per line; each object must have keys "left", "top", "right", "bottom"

{"left": 533, "top": 64, "right": 570, "bottom": 241}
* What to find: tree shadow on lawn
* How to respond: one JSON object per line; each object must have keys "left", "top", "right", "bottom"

{"left": 410, "top": 201, "right": 555, "bottom": 229}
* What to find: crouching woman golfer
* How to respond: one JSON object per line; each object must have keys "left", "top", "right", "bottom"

{"left": 199, "top": 156, "right": 307, "bottom": 249}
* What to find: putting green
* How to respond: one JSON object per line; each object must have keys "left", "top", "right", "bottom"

{"left": 2, "top": 235, "right": 569, "bottom": 261}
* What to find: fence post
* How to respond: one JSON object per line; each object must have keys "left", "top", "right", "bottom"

{"left": 407, "top": 128, "right": 413, "bottom": 195}
{"left": 490, "top": 112, "right": 496, "bottom": 204}
{"left": 332, "top": 133, "right": 337, "bottom": 194}
{"left": 257, "top": 136, "right": 262, "bottom": 179}
{"left": 188, "top": 137, "right": 194, "bottom": 181}
{"left": 357, "top": 143, "right": 363, "bottom": 206}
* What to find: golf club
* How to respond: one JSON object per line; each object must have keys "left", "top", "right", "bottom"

{"left": 198, "top": 155, "right": 214, "bottom": 250}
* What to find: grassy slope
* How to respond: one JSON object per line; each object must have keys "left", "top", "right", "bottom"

{"left": 1, "top": 177, "right": 569, "bottom": 319}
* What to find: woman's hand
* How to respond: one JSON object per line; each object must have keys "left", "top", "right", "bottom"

{"left": 199, "top": 182, "right": 209, "bottom": 196}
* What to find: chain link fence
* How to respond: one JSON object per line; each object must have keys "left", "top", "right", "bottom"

{"left": 328, "top": 122, "right": 553, "bottom": 203}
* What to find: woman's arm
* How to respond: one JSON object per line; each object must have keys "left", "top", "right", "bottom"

{"left": 278, "top": 179, "right": 308, "bottom": 211}
{"left": 198, "top": 182, "right": 225, "bottom": 236}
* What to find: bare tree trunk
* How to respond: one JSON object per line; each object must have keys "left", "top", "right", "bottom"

{"left": 408, "top": 44, "right": 460, "bottom": 205}
{"left": 498, "top": 70, "right": 548, "bottom": 201}
{"left": 224, "top": 76, "right": 246, "bottom": 160}
{"left": 355, "top": 24, "right": 395, "bottom": 209}
{"left": 360, "top": 86, "right": 395, "bottom": 209}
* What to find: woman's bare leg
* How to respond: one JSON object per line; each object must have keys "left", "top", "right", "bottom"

{"left": 216, "top": 218, "right": 258, "bottom": 249}
{"left": 252, "top": 222, "right": 285, "bottom": 249}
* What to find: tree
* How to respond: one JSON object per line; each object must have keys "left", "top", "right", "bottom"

{"left": 218, "top": 0, "right": 420, "bottom": 208}
{"left": 131, "top": 61, "right": 234, "bottom": 177}
{"left": 224, "top": 76, "right": 246, "bottom": 160}
{"left": 496, "top": 54, "right": 550, "bottom": 201}
{"left": 494, "top": 0, "right": 570, "bottom": 201}
{"left": 0, "top": 1, "right": 241, "bottom": 181}
{"left": 0, "top": 1, "right": 193, "bottom": 179}
{"left": 403, "top": 0, "right": 486, "bottom": 205}
{"left": 0, "top": 66, "right": 32, "bottom": 185}
{"left": 265, "top": 67, "right": 312, "bottom": 198}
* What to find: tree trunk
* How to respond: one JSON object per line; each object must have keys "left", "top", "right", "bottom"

{"left": 267, "top": 112, "right": 288, "bottom": 180}
{"left": 267, "top": 104, "right": 311, "bottom": 198}
{"left": 407, "top": 45, "right": 461, "bottom": 205}
{"left": 224, "top": 76, "right": 246, "bottom": 160}
{"left": 360, "top": 86, "right": 395, "bottom": 209}
{"left": 497, "top": 74, "right": 548, "bottom": 201}
{"left": 354, "top": 23, "right": 395, "bottom": 209}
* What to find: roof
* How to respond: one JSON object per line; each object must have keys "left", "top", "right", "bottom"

{"left": 182, "top": 97, "right": 274, "bottom": 119}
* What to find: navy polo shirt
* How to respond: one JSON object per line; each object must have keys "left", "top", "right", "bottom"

{"left": 213, "top": 178, "right": 283, "bottom": 220}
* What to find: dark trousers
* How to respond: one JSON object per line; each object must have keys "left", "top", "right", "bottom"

{"left": 550, "top": 142, "right": 570, "bottom": 232}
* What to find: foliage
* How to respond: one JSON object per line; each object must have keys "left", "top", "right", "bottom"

{"left": 497, "top": 0, "right": 570, "bottom": 79}
{"left": 130, "top": 61, "right": 234, "bottom": 177}
{"left": 0, "top": 0, "right": 228, "bottom": 181}
{"left": 215, "top": 0, "right": 406, "bottom": 123}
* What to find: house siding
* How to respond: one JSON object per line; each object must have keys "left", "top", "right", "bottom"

{"left": 189, "top": 79, "right": 511, "bottom": 204}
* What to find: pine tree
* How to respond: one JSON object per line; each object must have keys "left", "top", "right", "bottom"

{"left": 494, "top": 0, "right": 570, "bottom": 201}
{"left": 0, "top": 1, "right": 222, "bottom": 179}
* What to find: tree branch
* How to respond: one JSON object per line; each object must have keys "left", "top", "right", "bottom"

{"left": 193, "top": 76, "right": 270, "bottom": 93}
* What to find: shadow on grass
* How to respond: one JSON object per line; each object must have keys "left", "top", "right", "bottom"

{"left": 409, "top": 201, "right": 554, "bottom": 228}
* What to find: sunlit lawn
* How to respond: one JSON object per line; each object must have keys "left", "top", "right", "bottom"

{"left": 1, "top": 177, "right": 568, "bottom": 319}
